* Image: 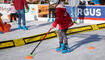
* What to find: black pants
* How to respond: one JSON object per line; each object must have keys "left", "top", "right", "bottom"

{"left": 10, "top": 13, "right": 17, "bottom": 22}
{"left": 58, "top": 29, "right": 68, "bottom": 45}
{"left": 49, "top": 8, "right": 56, "bottom": 18}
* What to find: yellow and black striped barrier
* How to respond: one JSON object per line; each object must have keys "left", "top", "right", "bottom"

{"left": 0, "top": 23, "right": 105, "bottom": 49}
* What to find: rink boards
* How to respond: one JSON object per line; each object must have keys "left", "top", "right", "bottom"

{"left": 0, "top": 23, "right": 105, "bottom": 49}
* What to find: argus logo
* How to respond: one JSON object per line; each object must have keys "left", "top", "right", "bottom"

{"left": 78, "top": 8, "right": 101, "bottom": 16}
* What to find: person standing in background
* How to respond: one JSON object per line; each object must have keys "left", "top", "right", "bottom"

{"left": 48, "top": 0, "right": 56, "bottom": 22}
{"left": 13, "top": 0, "right": 29, "bottom": 30}
{"left": 69, "top": 0, "right": 80, "bottom": 24}
{"left": 79, "top": 0, "right": 86, "bottom": 23}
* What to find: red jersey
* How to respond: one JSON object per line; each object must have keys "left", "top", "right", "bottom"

{"left": 13, "top": 0, "right": 29, "bottom": 10}
{"left": 53, "top": 8, "right": 73, "bottom": 30}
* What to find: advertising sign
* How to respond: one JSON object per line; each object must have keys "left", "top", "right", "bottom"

{"left": 0, "top": 4, "right": 38, "bottom": 21}
{"left": 66, "top": 5, "right": 105, "bottom": 20}
{"left": 38, "top": 5, "right": 49, "bottom": 17}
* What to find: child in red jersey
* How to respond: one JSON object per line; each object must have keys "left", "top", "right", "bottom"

{"left": 50, "top": 0, "right": 74, "bottom": 53}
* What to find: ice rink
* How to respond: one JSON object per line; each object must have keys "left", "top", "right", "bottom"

{"left": 0, "top": 25, "right": 105, "bottom": 60}
{"left": 0, "top": 20, "right": 93, "bottom": 41}
{"left": 1, "top": 1, "right": 105, "bottom": 60}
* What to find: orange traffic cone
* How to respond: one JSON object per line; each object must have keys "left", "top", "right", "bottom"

{"left": 88, "top": 46, "right": 95, "bottom": 50}
{"left": 25, "top": 56, "right": 33, "bottom": 59}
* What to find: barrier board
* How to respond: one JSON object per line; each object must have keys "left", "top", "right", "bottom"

{"left": 0, "top": 23, "right": 105, "bottom": 49}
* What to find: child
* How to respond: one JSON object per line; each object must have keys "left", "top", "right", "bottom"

{"left": 50, "top": 0, "right": 74, "bottom": 53}
{"left": 9, "top": 2, "right": 17, "bottom": 22}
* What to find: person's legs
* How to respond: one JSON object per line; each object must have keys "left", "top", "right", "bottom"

{"left": 52, "top": 9, "right": 55, "bottom": 22}
{"left": 74, "top": 7, "right": 78, "bottom": 22}
{"left": 13, "top": 13, "right": 16, "bottom": 21}
{"left": 17, "top": 10, "right": 22, "bottom": 29}
{"left": 71, "top": 7, "right": 78, "bottom": 24}
{"left": 61, "top": 29, "right": 70, "bottom": 53}
{"left": 10, "top": 13, "right": 13, "bottom": 22}
{"left": 62, "top": 29, "right": 68, "bottom": 45}
{"left": 20, "top": 9, "right": 26, "bottom": 25}
{"left": 49, "top": 8, "right": 51, "bottom": 18}
{"left": 71, "top": 7, "right": 75, "bottom": 21}
{"left": 56, "top": 30, "right": 65, "bottom": 52}
{"left": 17, "top": 10, "right": 21, "bottom": 25}
{"left": 48, "top": 8, "right": 51, "bottom": 22}
{"left": 58, "top": 30, "right": 63, "bottom": 44}
{"left": 20, "top": 9, "right": 28, "bottom": 30}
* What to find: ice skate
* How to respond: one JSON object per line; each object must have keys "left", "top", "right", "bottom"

{"left": 61, "top": 45, "right": 70, "bottom": 54}
{"left": 56, "top": 43, "right": 65, "bottom": 52}
{"left": 22, "top": 25, "right": 28, "bottom": 30}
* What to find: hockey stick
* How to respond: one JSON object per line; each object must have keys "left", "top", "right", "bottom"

{"left": 26, "top": 28, "right": 52, "bottom": 59}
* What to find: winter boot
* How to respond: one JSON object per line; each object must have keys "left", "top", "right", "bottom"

{"left": 18, "top": 24, "right": 22, "bottom": 29}
{"left": 61, "top": 45, "right": 70, "bottom": 53}
{"left": 52, "top": 18, "right": 54, "bottom": 22}
{"left": 22, "top": 25, "right": 28, "bottom": 30}
{"left": 56, "top": 43, "right": 65, "bottom": 52}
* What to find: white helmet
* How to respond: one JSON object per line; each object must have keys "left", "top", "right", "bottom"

{"left": 50, "top": 0, "right": 60, "bottom": 5}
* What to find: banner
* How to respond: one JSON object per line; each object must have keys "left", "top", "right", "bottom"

{"left": 1, "top": 4, "right": 105, "bottom": 21}
{"left": 38, "top": 5, "right": 49, "bottom": 17}
{"left": 66, "top": 5, "right": 105, "bottom": 20}
{"left": 25, "top": 4, "right": 38, "bottom": 21}
{"left": 0, "top": 4, "right": 38, "bottom": 21}
{"left": 0, "top": 4, "right": 10, "bottom": 14}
